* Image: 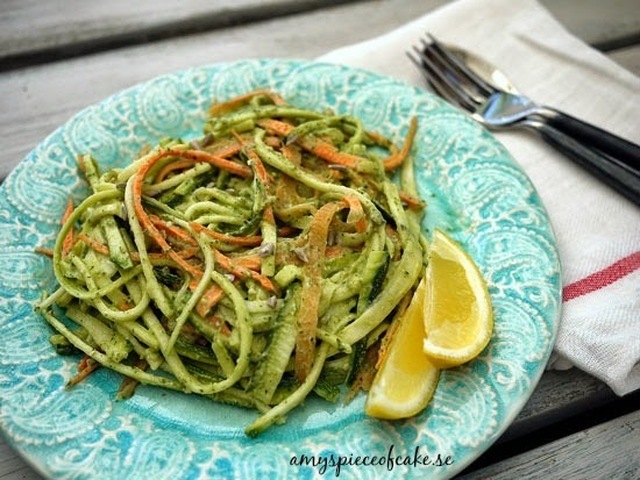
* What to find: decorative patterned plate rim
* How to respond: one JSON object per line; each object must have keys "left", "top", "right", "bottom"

{"left": 0, "top": 58, "right": 561, "bottom": 480}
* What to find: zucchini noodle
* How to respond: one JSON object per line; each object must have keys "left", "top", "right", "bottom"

{"left": 36, "top": 89, "right": 427, "bottom": 436}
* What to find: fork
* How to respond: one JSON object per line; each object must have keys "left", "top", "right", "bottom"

{"left": 408, "top": 34, "right": 640, "bottom": 206}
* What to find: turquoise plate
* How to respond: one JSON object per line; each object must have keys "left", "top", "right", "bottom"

{"left": 0, "top": 59, "right": 561, "bottom": 479}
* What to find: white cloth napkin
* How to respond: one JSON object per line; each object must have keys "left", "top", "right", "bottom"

{"left": 317, "top": 0, "right": 640, "bottom": 396}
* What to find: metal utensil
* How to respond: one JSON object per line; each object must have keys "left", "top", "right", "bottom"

{"left": 408, "top": 34, "right": 640, "bottom": 206}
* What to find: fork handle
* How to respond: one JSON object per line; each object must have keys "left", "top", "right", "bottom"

{"left": 536, "top": 107, "right": 640, "bottom": 171}
{"left": 528, "top": 120, "right": 640, "bottom": 206}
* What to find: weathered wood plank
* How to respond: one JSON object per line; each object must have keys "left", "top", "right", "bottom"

{"left": 1, "top": 0, "right": 639, "bottom": 180}
{"left": 0, "top": 0, "right": 450, "bottom": 179}
{"left": 499, "top": 368, "right": 616, "bottom": 443}
{"left": 0, "top": 442, "right": 42, "bottom": 480}
{"left": 459, "top": 409, "right": 640, "bottom": 479}
{"left": 2, "top": 0, "right": 639, "bottom": 65}
{"left": 0, "top": 0, "right": 367, "bottom": 63}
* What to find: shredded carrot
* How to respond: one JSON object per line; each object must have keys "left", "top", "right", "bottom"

{"left": 190, "top": 222, "right": 263, "bottom": 246}
{"left": 154, "top": 158, "right": 197, "bottom": 183}
{"left": 207, "top": 315, "right": 231, "bottom": 336}
{"left": 294, "top": 200, "right": 348, "bottom": 382}
{"left": 78, "top": 233, "right": 197, "bottom": 265}
{"left": 195, "top": 284, "right": 225, "bottom": 318}
{"left": 264, "top": 136, "right": 281, "bottom": 148}
{"left": 214, "top": 250, "right": 277, "bottom": 293}
{"left": 232, "top": 255, "right": 262, "bottom": 271}
{"left": 116, "top": 357, "right": 148, "bottom": 400}
{"left": 150, "top": 215, "right": 198, "bottom": 246}
{"left": 257, "top": 118, "right": 363, "bottom": 169}
{"left": 181, "top": 149, "right": 252, "bottom": 179}
{"left": 77, "top": 234, "right": 110, "bottom": 256}
{"left": 119, "top": 300, "right": 133, "bottom": 311}
{"left": 383, "top": 116, "right": 418, "bottom": 171}
{"left": 133, "top": 151, "right": 207, "bottom": 278}
{"left": 209, "top": 142, "right": 244, "bottom": 159}
{"left": 365, "top": 129, "right": 394, "bottom": 149}
{"left": 277, "top": 226, "right": 298, "bottom": 238}
{"left": 245, "top": 147, "right": 273, "bottom": 186}
{"left": 146, "top": 213, "right": 272, "bottom": 296}
{"left": 135, "top": 213, "right": 275, "bottom": 315}
{"left": 177, "top": 246, "right": 200, "bottom": 259}
{"left": 297, "top": 138, "right": 363, "bottom": 168}
{"left": 399, "top": 190, "right": 426, "bottom": 209}
{"left": 343, "top": 195, "right": 367, "bottom": 233}
{"left": 281, "top": 144, "right": 302, "bottom": 165}
{"left": 229, "top": 129, "right": 247, "bottom": 147}
{"left": 256, "top": 118, "right": 293, "bottom": 137}
{"left": 209, "top": 89, "right": 285, "bottom": 117}
{"left": 61, "top": 196, "right": 75, "bottom": 256}
{"left": 35, "top": 247, "right": 54, "bottom": 257}
{"left": 66, "top": 355, "right": 100, "bottom": 389}
{"left": 262, "top": 204, "right": 275, "bottom": 226}
{"left": 325, "top": 244, "right": 349, "bottom": 258}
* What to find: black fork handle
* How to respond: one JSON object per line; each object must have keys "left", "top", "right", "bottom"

{"left": 535, "top": 107, "right": 640, "bottom": 171}
{"left": 525, "top": 119, "right": 640, "bottom": 206}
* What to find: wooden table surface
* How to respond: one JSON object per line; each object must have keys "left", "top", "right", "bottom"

{"left": 1, "top": 1, "right": 639, "bottom": 479}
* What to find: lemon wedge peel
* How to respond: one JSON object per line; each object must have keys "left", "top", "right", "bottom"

{"left": 364, "top": 228, "right": 493, "bottom": 420}
{"left": 365, "top": 276, "right": 440, "bottom": 420}
{"left": 422, "top": 229, "right": 493, "bottom": 369}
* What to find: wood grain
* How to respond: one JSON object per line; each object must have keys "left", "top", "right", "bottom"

{"left": 0, "top": 0, "right": 450, "bottom": 179}
{"left": 1, "top": 0, "right": 639, "bottom": 180}
{"left": 459, "top": 409, "right": 640, "bottom": 479}
{"left": 0, "top": 0, "right": 640, "bottom": 68}
{"left": 0, "top": 447, "right": 41, "bottom": 480}
{"left": 2, "top": 0, "right": 639, "bottom": 63}
{"left": 497, "top": 369, "right": 616, "bottom": 443}
{"left": 0, "top": 0, "right": 367, "bottom": 62}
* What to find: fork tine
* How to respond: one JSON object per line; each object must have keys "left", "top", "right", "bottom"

{"left": 406, "top": 49, "right": 463, "bottom": 107}
{"left": 408, "top": 43, "right": 478, "bottom": 112}
{"left": 420, "top": 38, "right": 490, "bottom": 107}
{"left": 425, "top": 34, "right": 496, "bottom": 97}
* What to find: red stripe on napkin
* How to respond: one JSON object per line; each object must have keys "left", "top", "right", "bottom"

{"left": 563, "top": 251, "right": 640, "bottom": 302}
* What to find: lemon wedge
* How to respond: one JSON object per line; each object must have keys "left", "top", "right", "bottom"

{"left": 422, "top": 229, "right": 493, "bottom": 368}
{"left": 365, "top": 276, "right": 440, "bottom": 419}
